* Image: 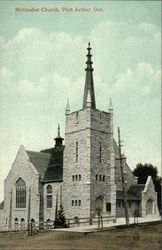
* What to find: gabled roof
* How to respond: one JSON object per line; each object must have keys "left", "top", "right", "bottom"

{"left": 117, "top": 184, "right": 145, "bottom": 201}
{"left": 26, "top": 151, "right": 51, "bottom": 179}
{"left": 41, "top": 146, "right": 64, "bottom": 182}
{"left": 128, "top": 184, "right": 145, "bottom": 199}
{"left": 26, "top": 146, "right": 64, "bottom": 182}
{"left": 117, "top": 190, "right": 139, "bottom": 201}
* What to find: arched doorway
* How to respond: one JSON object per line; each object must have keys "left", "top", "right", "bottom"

{"left": 146, "top": 199, "right": 153, "bottom": 215}
{"left": 94, "top": 196, "right": 103, "bottom": 215}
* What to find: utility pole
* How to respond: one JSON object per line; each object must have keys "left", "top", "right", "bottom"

{"left": 27, "top": 186, "right": 31, "bottom": 235}
{"left": 118, "top": 127, "right": 130, "bottom": 225}
{"left": 9, "top": 189, "right": 13, "bottom": 231}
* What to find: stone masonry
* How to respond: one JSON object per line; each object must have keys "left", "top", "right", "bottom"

{"left": 1, "top": 146, "right": 41, "bottom": 229}
{"left": 0, "top": 43, "right": 160, "bottom": 230}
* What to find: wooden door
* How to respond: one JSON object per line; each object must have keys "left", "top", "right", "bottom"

{"left": 146, "top": 199, "right": 153, "bottom": 215}
{"left": 95, "top": 197, "right": 103, "bottom": 215}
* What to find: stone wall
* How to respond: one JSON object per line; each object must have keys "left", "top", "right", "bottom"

{"left": 43, "top": 182, "right": 62, "bottom": 221}
{"left": 116, "top": 200, "right": 140, "bottom": 218}
{"left": 0, "top": 145, "right": 41, "bottom": 230}
{"left": 141, "top": 176, "right": 159, "bottom": 217}
{"left": 90, "top": 108, "right": 116, "bottom": 217}
{"left": 63, "top": 107, "right": 116, "bottom": 219}
{"left": 63, "top": 108, "right": 91, "bottom": 219}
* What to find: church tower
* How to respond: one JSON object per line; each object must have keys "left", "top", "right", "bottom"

{"left": 62, "top": 43, "right": 116, "bottom": 219}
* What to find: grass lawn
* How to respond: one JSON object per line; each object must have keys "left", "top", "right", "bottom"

{"left": 0, "top": 222, "right": 161, "bottom": 250}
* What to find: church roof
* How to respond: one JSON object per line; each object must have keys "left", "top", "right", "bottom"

{"left": 117, "top": 190, "right": 139, "bottom": 201}
{"left": 26, "top": 146, "right": 64, "bottom": 182}
{"left": 26, "top": 151, "right": 51, "bottom": 179}
{"left": 128, "top": 184, "right": 145, "bottom": 199}
{"left": 117, "top": 184, "right": 145, "bottom": 201}
{"left": 41, "top": 146, "right": 64, "bottom": 182}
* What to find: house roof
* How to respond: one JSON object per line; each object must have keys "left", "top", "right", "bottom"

{"left": 26, "top": 146, "right": 64, "bottom": 182}
{"left": 117, "top": 184, "right": 145, "bottom": 201}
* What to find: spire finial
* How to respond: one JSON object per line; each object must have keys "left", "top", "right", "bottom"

{"left": 58, "top": 124, "right": 60, "bottom": 137}
{"left": 85, "top": 43, "right": 93, "bottom": 71}
{"left": 83, "top": 43, "right": 96, "bottom": 109}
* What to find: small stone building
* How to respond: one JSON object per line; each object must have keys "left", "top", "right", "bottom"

{"left": 0, "top": 44, "right": 159, "bottom": 230}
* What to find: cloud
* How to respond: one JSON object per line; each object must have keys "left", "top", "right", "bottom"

{"left": 90, "top": 21, "right": 160, "bottom": 86}
{"left": 0, "top": 67, "right": 15, "bottom": 98}
{"left": 3, "top": 28, "right": 86, "bottom": 81}
{"left": 0, "top": 67, "right": 14, "bottom": 83}
{"left": 112, "top": 62, "right": 160, "bottom": 98}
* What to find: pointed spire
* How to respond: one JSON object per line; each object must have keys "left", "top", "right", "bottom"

{"left": 86, "top": 89, "right": 92, "bottom": 108}
{"left": 83, "top": 43, "right": 96, "bottom": 109}
{"left": 65, "top": 98, "right": 70, "bottom": 115}
{"left": 109, "top": 98, "right": 113, "bottom": 111}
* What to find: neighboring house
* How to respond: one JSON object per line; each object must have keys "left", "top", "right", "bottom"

{"left": 0, "top": 44, "right": 159, "bottom": 230}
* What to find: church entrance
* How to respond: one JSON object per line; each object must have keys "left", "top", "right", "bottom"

{"left": 94, "top": 196, "right": 103, "bottom": 216}
{"left": 146, "top": 199, "right": 153, "bottom": 215}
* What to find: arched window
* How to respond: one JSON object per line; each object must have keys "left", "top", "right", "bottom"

{"left": 76, "top": 142, "right": 78, "bottom": 162}
{"left": 14, "top": 218, "right": 19, "bottom": 230}
{"left": 15, "top": 218, "right": 18, "bottom": 223}
{"left": 46, "top": 218, "right": 52, "bottom": 228}
{"left": 46, "top": 185, "right": 52, "bottom": 208}
{"left": 31, "top": 218, "right": 35, "bottom": 228}
{"left": 20, "top": 218, "right": 25, "bottom": 230}
{"left": 15, "top": 178, "right": 26, "bottom": 208}
{"left": 46, "top": 185, "right": 52, "bottom": 194}
{"left": 99, "top": 142, "right": 102, "bottom": 162}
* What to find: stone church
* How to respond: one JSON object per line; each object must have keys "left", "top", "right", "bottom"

{"left": 0, "top": 44, "right": 159, "bottom": 230}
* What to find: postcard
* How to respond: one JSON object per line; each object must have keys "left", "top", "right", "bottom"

{"left": 0, "top": 1, "right": 161, "bottom": 249}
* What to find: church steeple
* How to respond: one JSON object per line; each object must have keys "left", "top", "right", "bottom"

{"left": 83, "top": 43, "right": 96, "bottom": 109}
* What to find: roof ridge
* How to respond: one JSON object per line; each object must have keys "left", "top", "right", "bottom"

{"left": 26, "top": 150, "right": 51, "bottom": 156}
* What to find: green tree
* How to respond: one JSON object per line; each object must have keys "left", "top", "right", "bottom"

{"left": 133, "top": 163, "right": 161, "bottom": 213}
{"left": 54, "top": 205, "right": 68, "bottom": 228}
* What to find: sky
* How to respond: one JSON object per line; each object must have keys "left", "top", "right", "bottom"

{"left": 0, "top": 1, "right": 161, "bottom": 202}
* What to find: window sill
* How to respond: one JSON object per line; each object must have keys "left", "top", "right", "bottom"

{"left": 14, "top": 208, "right": 26, "bottom": 211}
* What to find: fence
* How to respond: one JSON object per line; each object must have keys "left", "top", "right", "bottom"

{"left": 0, "top": 215, "right": 116, "bottom": 234}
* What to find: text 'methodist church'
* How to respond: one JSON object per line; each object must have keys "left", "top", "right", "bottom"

{"left": 0, "top": 43, "right": 159, "bottom": 229}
